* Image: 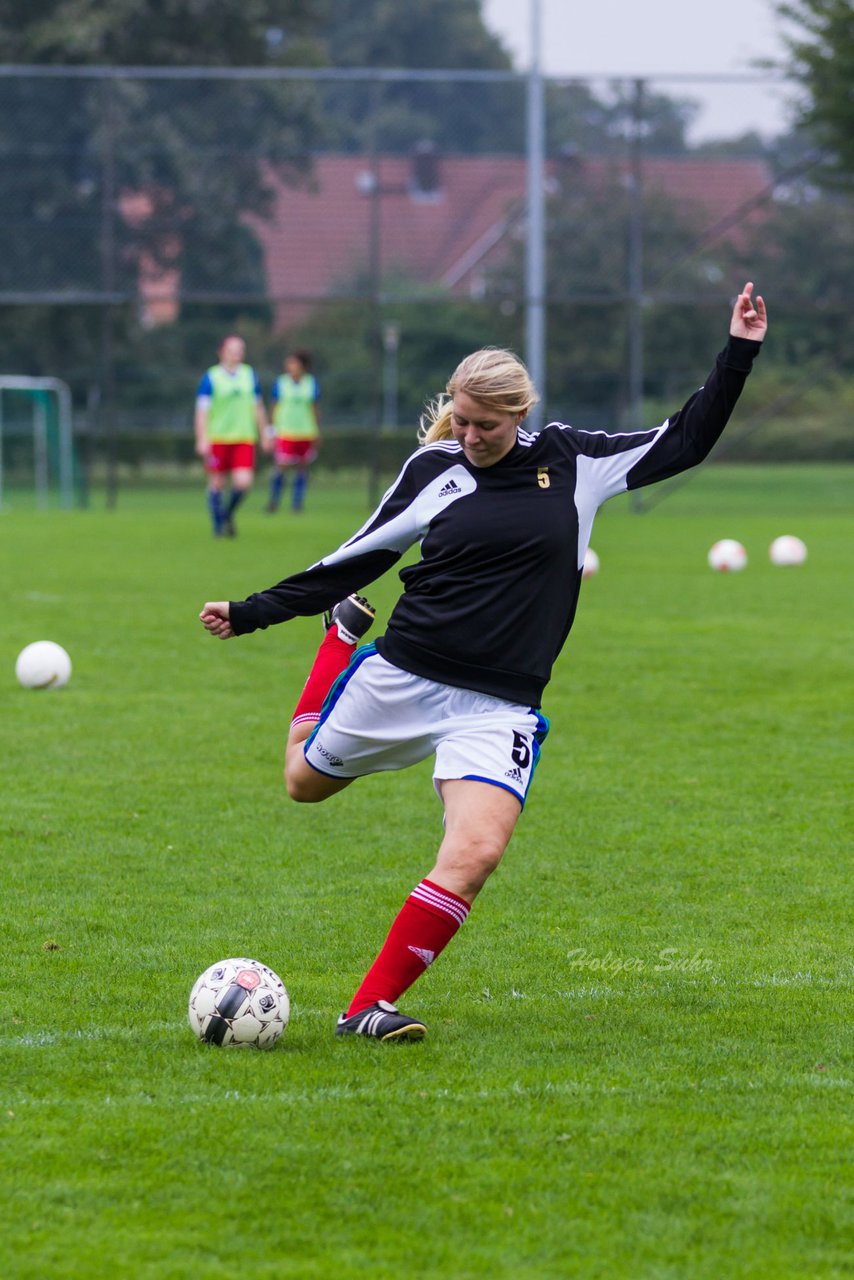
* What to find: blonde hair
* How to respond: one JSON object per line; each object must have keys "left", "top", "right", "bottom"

{"left": 418, "top": 347, "right": 540, "bottom": 445}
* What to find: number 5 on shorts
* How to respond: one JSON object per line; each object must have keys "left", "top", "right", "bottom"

{"left": 511, "top": 731, "right": 531, "bottom": 770}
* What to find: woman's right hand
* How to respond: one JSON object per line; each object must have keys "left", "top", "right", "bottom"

{"left": 199, "top": 601, "right": 234, "bottom": 639}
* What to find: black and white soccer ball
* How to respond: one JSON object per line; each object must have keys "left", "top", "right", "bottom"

{"left": 188, "top": 958, "right": 290, "bottom": 1048}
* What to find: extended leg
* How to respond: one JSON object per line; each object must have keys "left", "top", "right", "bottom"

{"left": 284, "top": 595, "right": 376, "bottom": 803}
{"left": 336, "top": 779, "right": 522, "bottom": 1041}
{"left": 285, "top": 717, "right": 354, "bottom": 803}
{"left": 428, "top": 778, "right": 522, "bottom": 902}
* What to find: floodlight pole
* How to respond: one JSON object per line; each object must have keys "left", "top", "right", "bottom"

{"left": 101, "top": 77, "right": 119, "bottom": 510}
{"left": 628, "top": 78, "right": 646, "bottom": 512}
{"left": 525, "top": 0, "right": 546, "bottom": 430}
{"left": 382, "top": 321, "right": 400, "bottom": 431}
{"left": 366, "top": 81, "right": 384, "bottom": 510}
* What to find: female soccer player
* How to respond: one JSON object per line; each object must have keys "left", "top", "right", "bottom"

{"left": 200, "top": 282, "right": 767, "bottom": 1041}
{"left": 194, "top": 335, "right": 268, "bottom": 537}
{"left": 265, "top": 349, "right": 322, "bottom": 514}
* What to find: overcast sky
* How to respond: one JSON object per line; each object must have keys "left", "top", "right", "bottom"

{"left": 481, "top": 0, "right": 796, "bottom": 142}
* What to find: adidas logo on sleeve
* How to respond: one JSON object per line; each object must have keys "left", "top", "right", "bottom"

{"left": 437, "top": 478, "right": 462, "bottom": 498}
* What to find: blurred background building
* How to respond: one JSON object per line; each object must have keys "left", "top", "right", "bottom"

{"left": 0, "top": 0, "right": 850, "bottom": 502}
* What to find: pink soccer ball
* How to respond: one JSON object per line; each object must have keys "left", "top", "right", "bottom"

{"left": 708, "top": 539, "right": 747, "bottom": 572}
{"left": 769, "top": 535, "right": 807, "bottom": 566}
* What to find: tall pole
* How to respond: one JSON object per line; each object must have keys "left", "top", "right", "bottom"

{"left": 101, "top": 76, "right": 119, "bottom": 509}
{"left": 627, "top": 78, "right": 645, "bottom": 511}
{"left": 367, "top": 82, "right": 384, "bottom": 509}
{"left": 627, "top": 78, "right": 645, "bottom": 430}
{"left": 525, "top": 0, "right": 546, "bottom": 429}
{"left": 382, "top": 321, "right": 400, "bottom": 431}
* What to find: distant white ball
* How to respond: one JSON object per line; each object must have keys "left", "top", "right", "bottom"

{"left": 582, "top": 547, "right": 600, "bottom": 578}
{"left": 15, "top": 640, "right": 72, "bottom": 689}
{"left": 708, "top": 539, "right": 747, "bottom": 572}
{"left": 769, "top": 535, "right": 807, "bottom": 566}
{"left": 188, "top": 958, "right": 289, "bottom": 1049}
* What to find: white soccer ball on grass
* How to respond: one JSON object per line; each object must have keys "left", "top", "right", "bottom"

{"left": 189, "top": 958, "right": 290, "bottom": 1048}
{"left": 582, "top": 547, "right": 600, "bottom": 578}
{"left": 15, "top": 640, "right": 72, "bottom": 689}
{"left": 769, "top": 535, "right": 807, "bottom": 566}
{"left": 708, "top": 540, "right": 747, "bottom": 573}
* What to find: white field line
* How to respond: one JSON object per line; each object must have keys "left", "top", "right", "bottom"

{"left": 5, "top": 1074, "right": 851, "bottom": 1112}
{"left": 3, "top": 968, "right": 852, "bottom": 1051}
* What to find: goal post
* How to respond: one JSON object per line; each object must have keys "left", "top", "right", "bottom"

{"left": 0, "top": 376, "right": 74, "bottom": 510}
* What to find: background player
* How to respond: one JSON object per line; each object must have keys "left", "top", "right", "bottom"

{"left": 265, "top": 349, "right": 322, "bottom": 514}
{"left": 200, "top": 283, "right": 767, "bottom": 1042}
{"left": 194, "top": 335, "right": 268, "bottom": 537}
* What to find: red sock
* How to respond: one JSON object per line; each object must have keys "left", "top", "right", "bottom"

{"left": 346, "top": 879, "right": 470, "bottom": 1016}
{"left": 291, "top": 627, "right": 354, "bottom": 729}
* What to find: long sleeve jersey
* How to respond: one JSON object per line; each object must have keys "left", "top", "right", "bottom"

{"left": 230, "top": 336, "right": 761, "bottom": 707}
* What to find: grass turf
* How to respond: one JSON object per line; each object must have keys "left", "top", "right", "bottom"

{"left": 1, "top": 464, "right": 852, "bottom": 1279}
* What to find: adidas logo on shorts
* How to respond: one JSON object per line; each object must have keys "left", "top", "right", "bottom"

{"left": 437, "top": 478, "right": 462, "bottom": 498}
{"left": 504, "top": 766, "right": 524, "bottom": 784}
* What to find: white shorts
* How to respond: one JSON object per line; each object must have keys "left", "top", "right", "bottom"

{"left": 303, "top": 645, "right": 550, "bottom": 807}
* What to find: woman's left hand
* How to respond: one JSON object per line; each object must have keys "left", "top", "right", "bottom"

{"left": 730, "top": 281, "right": 767, "bottom": 342}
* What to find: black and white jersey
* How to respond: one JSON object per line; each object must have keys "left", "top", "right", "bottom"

{"left": 230, "top": 336, "right": 761, "bottom": 706}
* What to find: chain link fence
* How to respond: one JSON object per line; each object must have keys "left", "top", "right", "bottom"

{"left": 0, "top": 65, "right": 849, "bottom": 502}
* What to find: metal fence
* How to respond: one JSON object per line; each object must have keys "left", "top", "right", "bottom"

{"left": 0, "top": 63, "right": 847, "bottom": 501}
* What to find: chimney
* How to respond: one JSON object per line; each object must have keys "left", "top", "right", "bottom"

{"left": 410, "top": 139, "right": 442, "bottom": 201}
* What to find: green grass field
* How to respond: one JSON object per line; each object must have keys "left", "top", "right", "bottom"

{"left": 2, "top": 465, "right": 852, "bottom": 1279}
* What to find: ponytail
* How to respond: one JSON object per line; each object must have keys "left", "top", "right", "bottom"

{"left": 418, "top": 347, "right": 539, "bottom": 446}
{"left": 418, "top": 395, "right": 455, "bottom": 444}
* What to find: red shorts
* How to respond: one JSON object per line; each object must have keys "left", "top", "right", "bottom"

{"left": 206, "top": 442, "right": 256, "bottom": 473}
{"left": 274, "top": 437, "right": 318, "bottom": 466}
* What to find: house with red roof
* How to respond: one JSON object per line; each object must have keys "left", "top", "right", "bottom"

{"left": 129, "top": 149, "right": 772, "bottom": 327}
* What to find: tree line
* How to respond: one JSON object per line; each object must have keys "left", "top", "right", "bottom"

{"left": 0, "top": 0, "right": 849, "bottom": 460}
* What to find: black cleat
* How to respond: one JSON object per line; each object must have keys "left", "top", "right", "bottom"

{"left": 335, "top": 1000, "right": 427, "bottom": 1042}
{"left": 222, "top": 516, "right": 236, "bottom": 537}
{"left": 322, "top": 594, "right": 376, "bottom": 646}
